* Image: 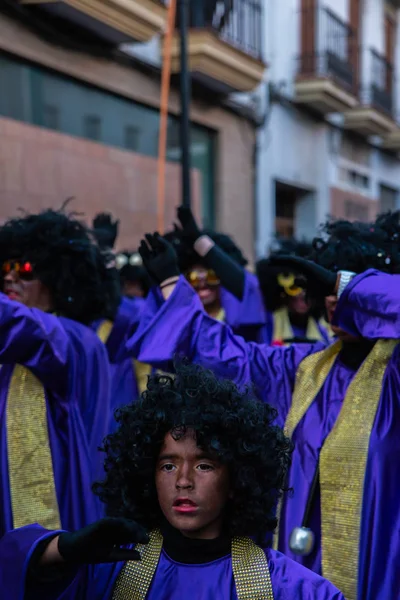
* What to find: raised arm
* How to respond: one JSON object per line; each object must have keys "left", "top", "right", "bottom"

{"left": 129, "top": 235, "right": 322, "bottom": 425}
{"left": 0, "top": 294, "right": 70, "bottom": 389}
{"left": 177, "top": 206, "right": 246, "bottom": 300}
{"left": 333, "top": 269, "right": 400, "bottom": 339}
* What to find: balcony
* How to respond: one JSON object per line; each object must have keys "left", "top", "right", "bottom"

{"left": 167, "top": 0, "right": 265, "bottom": 94}
{"left": 19, "top": 0, "right": 168, "bottom": 44}
{"left": 294, "top": 8, "right": 359, "bottom": 114}
{"left": 344, "top": 50, "right": 395, "bottom": 136}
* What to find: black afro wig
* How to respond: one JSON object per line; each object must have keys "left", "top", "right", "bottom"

{"left": 256, "top": 238, "right": 313, "bottom": 312}
{"left": 0, "top": 209, "right": 120, "bottom": 324}
{"left": 310, "top": 217, "right": 400, "bottom": 274}
{"left": 93, "top": 362, "right": 292, "bottom": 542}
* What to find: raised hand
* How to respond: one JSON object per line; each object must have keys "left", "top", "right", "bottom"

{"left": 92, "top": 213, "right": 119, "bottom": 249}
{"left": 267, "top": 255, "right": 338, "bottom": 298}
{"left": 139, "top": 232, "right": 180, "bottom": 285}
{"left": 58, "top": 517, "right": 149, "bottom": 565}
{"left": 177, "top": 206, "right": 202, "bottom": 245}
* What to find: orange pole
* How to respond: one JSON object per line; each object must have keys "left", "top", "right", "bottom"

{"left": 157, "top": 0, "right": 177, "bottom": 234}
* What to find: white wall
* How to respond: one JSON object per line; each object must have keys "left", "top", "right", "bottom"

{"left": 265, "top": 0, "right": 301, "bottom": 96}
{"left": 256, "top": 102, "right": 331, "bottom": 254}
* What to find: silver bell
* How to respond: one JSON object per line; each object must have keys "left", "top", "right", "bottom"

{"left": 289, "top": 527, "right": 315, "bottom": 556}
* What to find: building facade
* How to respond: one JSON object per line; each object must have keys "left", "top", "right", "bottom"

{"left": 256, "top": 0, "right": 400, "bottom": 255}
{"left": 0, "top": 0, "right": 264, "bottom": 259}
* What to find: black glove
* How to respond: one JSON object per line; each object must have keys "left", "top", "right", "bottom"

{"left": 93, "top": 213, "right": 119, "bottom": 250}
{"left": 177, "top": 206, "right": 202, "bottom": 245}
{"left": 267, "top": 255, "right": 338, "bottom": 298}
{"left": 139, "top": 233, "right": 180, "bottom": 285}
{"left": 58, "top": 517, "right": 149, "bottom": 565}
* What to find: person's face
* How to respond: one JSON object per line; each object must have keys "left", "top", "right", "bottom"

{"left": 287, "top": 290, "right": 310, "bottom": 316}
{"left": 325, "top": 295, "right": 360, "bottom": 342}
{"left": 187, "top": 265, "right": 220, "bottom": 307}
{"left": 122, "top": 280, "right": 146, "bottom": 299}
{"left": 2, "top": 260, "right": 53, "bottom": 311}
{"left": 155, "top": 431, "right": 231, "bottom": 539}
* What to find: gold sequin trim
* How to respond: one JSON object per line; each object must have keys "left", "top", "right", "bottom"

{"left": 232, "top": 536, "right": 274, "bottom": 599}
{"left": 133, "top": 361, "right": 152, "bottom": 396}
{"left": 112, "top": 529, "right": 163, "bottom": 600}
{"left": 273, "top": 341, "right": 342, "bottom": 549}
{"left": 6, "top": 365, "right": 61, "bottom": 529}
{"left": 320, "top": 339, "right": 398, "bottom": 600}
{"left": 113, "top": 530, "right": 274, "bottom": 599}
{"left": 272, "top": 307, "right": 328, "bottom": 344}
{"left": 96, "top": 319, "right": 113, "bottom": 343}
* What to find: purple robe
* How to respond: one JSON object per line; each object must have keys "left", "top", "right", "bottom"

{"left": 0, "top": 525, "right": 345, "bottom": 599}
{"left": 221, "top": 271, "right": 270, "bottom": 343}
{"left": 91, "top": 297, "right": 146, "bottom": 432}
{"left": 0, "top": 294, "right": 111, "bottom": 536}
{"left": 126, "top": 270, "right": 400, "bottom": 599}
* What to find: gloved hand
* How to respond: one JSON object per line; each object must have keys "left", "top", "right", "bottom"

{"left": 177, "top": 206, "right": 202, "bottom": 245}
{"left": 139, "top": 233, "right": 180, "bottom": 285}
{"left": 58, "top": 517, "right": 149, "bottom": 565}
{"left": 93, "top": 213, "right": 119, "bottom": 249}
{"left": 267, "top": 255, "right": 338, "bottom": 298}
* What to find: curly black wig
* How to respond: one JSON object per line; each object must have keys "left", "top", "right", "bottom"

{"left": 164, "top": 228, "right": 248, "bottom": 274}
{"left": 256, "top": 238, "right": 314, "bottom": 312}
{"left": 310, "top": 217, "right": 400, "bottom": 274}
{"left": 93, "top": 362, "right": 292, "bottom": 541}
{"left": 374, "top": 210, "right": 400, "bottom": 274}
{"left": 0, "top": 209, "right": 120, "bottom": 324}
{"left": 116, "top": 251, "right": 151, "bottom": 296}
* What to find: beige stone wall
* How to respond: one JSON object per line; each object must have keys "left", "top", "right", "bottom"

{"left": 0, "top": 13, "right": 256, "bottom": 260}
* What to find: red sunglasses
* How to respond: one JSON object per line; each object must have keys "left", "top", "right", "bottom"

{"left": 2, "top": 260, "right": 35, "bottom": 281}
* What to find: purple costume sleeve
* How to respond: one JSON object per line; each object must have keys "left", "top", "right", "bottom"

{"left": 333, "top": 269, "right": 400, "bottom": 339}
{"left": 0, "top": 525, "right": 77, "bottom": 600}
{"left": 268, "top": 549, "right": 345, "bottom": 599}
{"left": 221, "top": 271, "right": 270, "bottom": 342}
{"left": 0, "top": 526, "right": 121, "bottom": 600}
{"left": 127, "top": 277, "right": 323, "bottom": 423}
{"left": 0, "top": 294, "right": 69, "bottom": 390}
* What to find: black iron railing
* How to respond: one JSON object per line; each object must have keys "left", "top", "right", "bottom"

{"left": 299, "top": 7, "right": 357, "bottom": 92}
{"left": 174, "top": 0, "right": 263, "bottom": 60}
{"left": 370, "top": 49, "right": 394, "bottom": 115}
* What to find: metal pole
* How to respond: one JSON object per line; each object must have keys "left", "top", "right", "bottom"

{"left": 178, "top": 0, "right": 191, "bottom": 208}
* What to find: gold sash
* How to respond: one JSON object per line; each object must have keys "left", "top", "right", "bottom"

{"left": 6, "top": 365, "right": 61, "bottom": 529}
{"left": 272, "top": 307, "right": 326, "bottom": 344}
{"left": 97, "top": 319, "right": 113, "bottom": 343}
{"left": 274, "top": 339, "right": 398, "bottom": 600}
{"left": 96, "top": 320, "right": 151, "bottom": 396}
{"left": 112, "top": 529, "right": 274, "bottom": 600}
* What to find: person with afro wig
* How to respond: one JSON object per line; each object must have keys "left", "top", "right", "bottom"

{"left": 164, "top": 206, "right": 269, "bottom": 343}
{"left": 256, "top": 238, "right": 332, "bottom": 345}
{"left": 0, "top": 208, "right": 119, "bottom": 538}
{"left": 0, "top": 362, "right": 344, "bottom": 599}
{"left": 126, "top": 215, "right": 400, "bottom": 600}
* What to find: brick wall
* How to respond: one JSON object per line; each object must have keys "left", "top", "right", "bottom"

{"left": 330, "top": 187, "right": 379, "bottom": 222}
{"left": 0, "top": 117, "right": 201, "bottom": 250}
{"left": 0, "top": 13, "right": 256, "bottom": 261}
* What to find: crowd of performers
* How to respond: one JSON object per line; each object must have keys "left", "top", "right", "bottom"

{"left": 0, "top": 203, "right": 399, "bottom": 600}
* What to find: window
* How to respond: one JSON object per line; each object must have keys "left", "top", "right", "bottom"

{"left": 43, "top": 105, "right": 60, "bottom": 130}
{"left": 124, "top": 126, "right": 140, "bottom": 151}
{"left": 83, "top": 115, "right": 101, "bottom": 141}
{"left": 380, "top": 184, "right": 398, "bottom": 212}
{"left": 0, "top": 52, "right": 216, "bottom": 227}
